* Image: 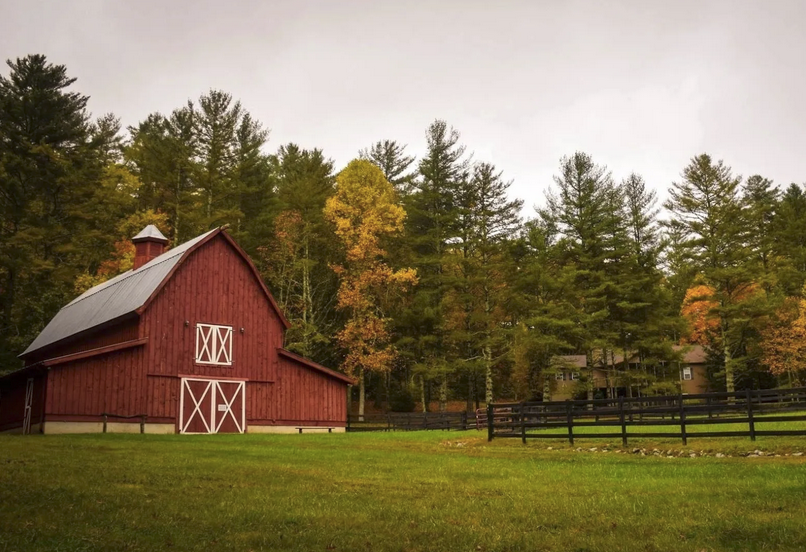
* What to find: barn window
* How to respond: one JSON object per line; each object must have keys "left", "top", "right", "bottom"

{"left": 571, "top": 371, "right": 580, "bottom": 380}
{"left": 682, "top": 367, "right": 693, "bottom": 381}
{"left": 555, "top": 372, "right": 564, "bottom": 381}
{"left": 195, "top": 324, "right": 233, "bottom": 365}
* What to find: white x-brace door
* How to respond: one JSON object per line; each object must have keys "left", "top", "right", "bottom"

{"left": 179, "top": 378, "right": 246, "bottom": 434}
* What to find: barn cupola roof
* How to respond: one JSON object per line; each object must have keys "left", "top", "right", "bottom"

{"left": 132, "top": 225, "right": 169, "bottom": 270}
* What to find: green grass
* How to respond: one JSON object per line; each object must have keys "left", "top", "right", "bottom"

{"left": 2, "top": 430, "right": 806, "bottom": 552}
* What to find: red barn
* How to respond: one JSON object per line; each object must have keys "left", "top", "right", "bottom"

{"left": 0, "top": 226, "right": 352, "bottom": 434}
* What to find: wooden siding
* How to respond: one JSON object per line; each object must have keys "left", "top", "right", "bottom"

{"left": 139, "top": 236, "right": 285, "bottom": 424}
{"left": 24, "top": 318, "right": 139, "bottom": 365}
{"left": 44, "top": 347, "right": 147, "bottom": 418}
{"left": 270, "top": 355, "right": 347, "bottom": 426}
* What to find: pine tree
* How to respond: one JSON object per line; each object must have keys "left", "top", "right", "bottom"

{"left": 664, "top": 154, "right": 756, "bottom": 393}
{"left": 0, "top": 55, "right": 123, "bottom": 371}
{"left": 266, "top": 143, "right": 338, "bottom": 362}
{"left": 359, "top": 140, "right": 416, "bottom": 194}
{"left": 400, "top": 120, "right": 468, "bottom": 410}
{"left": 773, "top": 183, "right": 806, "bottom": 295}
{"left": 542, "top": 152, "right": 617, "bottom": 400}
{"left": 744, "top": 175, "right": 779, "bottom": 293}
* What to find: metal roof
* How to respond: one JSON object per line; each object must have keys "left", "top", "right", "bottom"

{"left": 22, "top": 228, "right": 218, "bottom": 357}
{"left": 132, "top": 224, "right": 168, "bottom": 242}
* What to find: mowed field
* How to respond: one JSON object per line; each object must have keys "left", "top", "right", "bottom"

{"left": 2, "top": 428, "right": 806, "bottom": 552}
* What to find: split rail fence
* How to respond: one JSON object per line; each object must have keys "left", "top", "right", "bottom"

{"left": 347, "top": 411, "right": 480, "bottom": 432}
{"left": 487, "top": 387, "right": 806, "bottom": 445}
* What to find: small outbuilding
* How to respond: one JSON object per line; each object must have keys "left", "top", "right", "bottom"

{"left": 0, "top": 225, "right": 352, "bottom": 434}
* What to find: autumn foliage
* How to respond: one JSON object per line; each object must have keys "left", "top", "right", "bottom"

{"left": 760, "top": 290, "right": 806, "bottom": 382}
{"left": 324, "top": 160, "right": 417, "bottom": 380}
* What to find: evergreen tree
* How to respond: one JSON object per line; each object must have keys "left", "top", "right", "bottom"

{"left": 359, "top": 140, "right": 416, "bottom": 194}
{"left": 0, "top": 55, "right": 124, "bottom": 371}
{"left": 664, "top": 154, "right": 757, "bottom": 393}
{"left": 773, "top": 183, "right": 806, "bottom": 295}
{"left": 399, "top": 120, "right": 468, "bottom": 410}
{"left": 264, "top": 143, "right": 338, "bottom": 363}
{"left": 542, "top": 152, "right": 617, "bottom": 399}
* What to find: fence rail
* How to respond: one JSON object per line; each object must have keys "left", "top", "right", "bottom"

{"left": 347, "top": 411, "right": 478, "bottom": 432}
{"left": 487, "top": 387, "right": 806, "bottom": 445}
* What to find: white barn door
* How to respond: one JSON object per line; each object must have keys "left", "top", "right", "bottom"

{"left": 179, "top": 377, "right": 246, "bottom": 434}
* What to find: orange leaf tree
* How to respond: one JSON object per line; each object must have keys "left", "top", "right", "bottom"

{"left": 760, "top": 289, "right": 806, "bottom": 384}
{"left": 323, "top": 160, "right": 417, "bottom": 418}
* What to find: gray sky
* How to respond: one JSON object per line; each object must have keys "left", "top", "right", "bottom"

{"left": 3, "top": 0, "right": 805, "bottom": 215}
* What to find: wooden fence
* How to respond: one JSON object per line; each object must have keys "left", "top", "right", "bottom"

{"left": 487, "top": 387, "right": 806, "bottom": 445}
{"left": 347, "top": 411, "right": 478, "bottom": 432}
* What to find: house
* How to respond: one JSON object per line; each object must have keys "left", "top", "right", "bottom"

{"left": 0, "top": 225, "right": 353, "bottom": 434}
{"left": 551, "top": 345, "right": 708, "bottom": 400}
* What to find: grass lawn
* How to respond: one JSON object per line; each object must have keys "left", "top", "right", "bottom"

{"left": 2, "top": 429, "right": 806, "bottom": 552}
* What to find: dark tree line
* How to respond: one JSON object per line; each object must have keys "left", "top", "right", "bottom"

{"left": 3, "top": 55, "right": 806, "bottom": 410}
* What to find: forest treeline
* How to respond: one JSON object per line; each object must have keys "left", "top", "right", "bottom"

{"left": 2, "top": 55, "right": 806, "bottom": 414}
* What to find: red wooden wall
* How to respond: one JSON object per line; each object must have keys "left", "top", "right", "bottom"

{"left": 271, "top": 356, "right": 347, "bottom": 426}
{"left": 3, "top": 232, "right": 349, "bottom": 431}
{"left": 139, "top": 236, "right": 286, "bottom": 425}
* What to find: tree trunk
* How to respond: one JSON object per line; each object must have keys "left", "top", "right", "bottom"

{"left": 484, "top": 343, "right": 493, "bottom": 404}
{"left": 543, "top": 371, "right": 552, "bottom": 402}
{"left": 721, "top": 315, "right": 735, "bottom": 394}
{"left": 358, "top": 367, "right": 365, "bottom": 422}
{"left": 586, "top": 350, "right": 594, "bottom": 407}
{"left": 420, "top": 375, "right": 427, "bottom": 413}
{"left": 466, "top": 373, "right": 473, "bottom": 412}
{"left": 439, "top": 376, "right": 447, "bottom": 412}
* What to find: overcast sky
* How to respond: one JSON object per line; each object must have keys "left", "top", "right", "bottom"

{"left": 3, "top": 0, "right": 805, "bottom": 216}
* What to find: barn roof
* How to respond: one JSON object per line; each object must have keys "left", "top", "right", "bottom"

{"left": 21, "top": 227, "right": 289, "bottom": 358}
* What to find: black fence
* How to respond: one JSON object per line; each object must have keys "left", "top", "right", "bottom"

{"left": 487, "top": 387, "right": 806, "bottom": 445}
{"left": 347, "top": 411, "right": 480, "bottom": 432}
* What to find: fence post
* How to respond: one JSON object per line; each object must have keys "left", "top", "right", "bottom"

{"left": 521, "top": 402, "right": 527, "bottom": 444}
{"left": 619, "top": 396, "right": 627, "bottom": 447}
{"left": 140, "top": 415, "right": 145, "bottom": 434}
{"left": 679, "top": 394, "right": 687, "bottom": 446}
{"left": 747, "top": 388, "right": 756, "bottom": 442}
{"left": 566, "top": 401, "right": 574, "bottom": 446}
{"left": 461, "top": 410, "right": 468, "bottom": 431}
{"left": 487, "top": 403, "right": 494, "bottom": 442}
{"left": 103, "top": 414, "right": 107, "bottom": 434}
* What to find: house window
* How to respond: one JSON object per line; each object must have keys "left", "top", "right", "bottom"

{"left": 555, "top": 372, "right": 565, "bottom": 381}
{"left": 195, "top": 324, "right": 233, "bottom": 365}
{"left": 682, "top": 367, "right": 693, "bottom": 381}
{"left": 571, "top": 372, "right": 580, "bottom": 380}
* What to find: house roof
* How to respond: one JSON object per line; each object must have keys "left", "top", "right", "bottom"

{"left": 554, "top": 345, "right": 707, "bottom": 369}
{"left": 21, "top": 227, "right": 289, "bottom": 358}
{"left": 673, "top": 344, "right": 707, "bottom": 364}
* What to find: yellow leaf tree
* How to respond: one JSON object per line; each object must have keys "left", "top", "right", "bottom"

{"left": 324, "top": 160, "right": 417, "bottom": 419}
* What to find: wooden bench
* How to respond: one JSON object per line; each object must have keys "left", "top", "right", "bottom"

{"left": 295, "top": 427, "right": 335, "bottom": 433}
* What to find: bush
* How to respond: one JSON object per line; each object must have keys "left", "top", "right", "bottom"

{"left": 389, "top": 386, "right": 416, "bottom": 412}
{"left": 643, "top": 381, "right": 680, "bottom": 396}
